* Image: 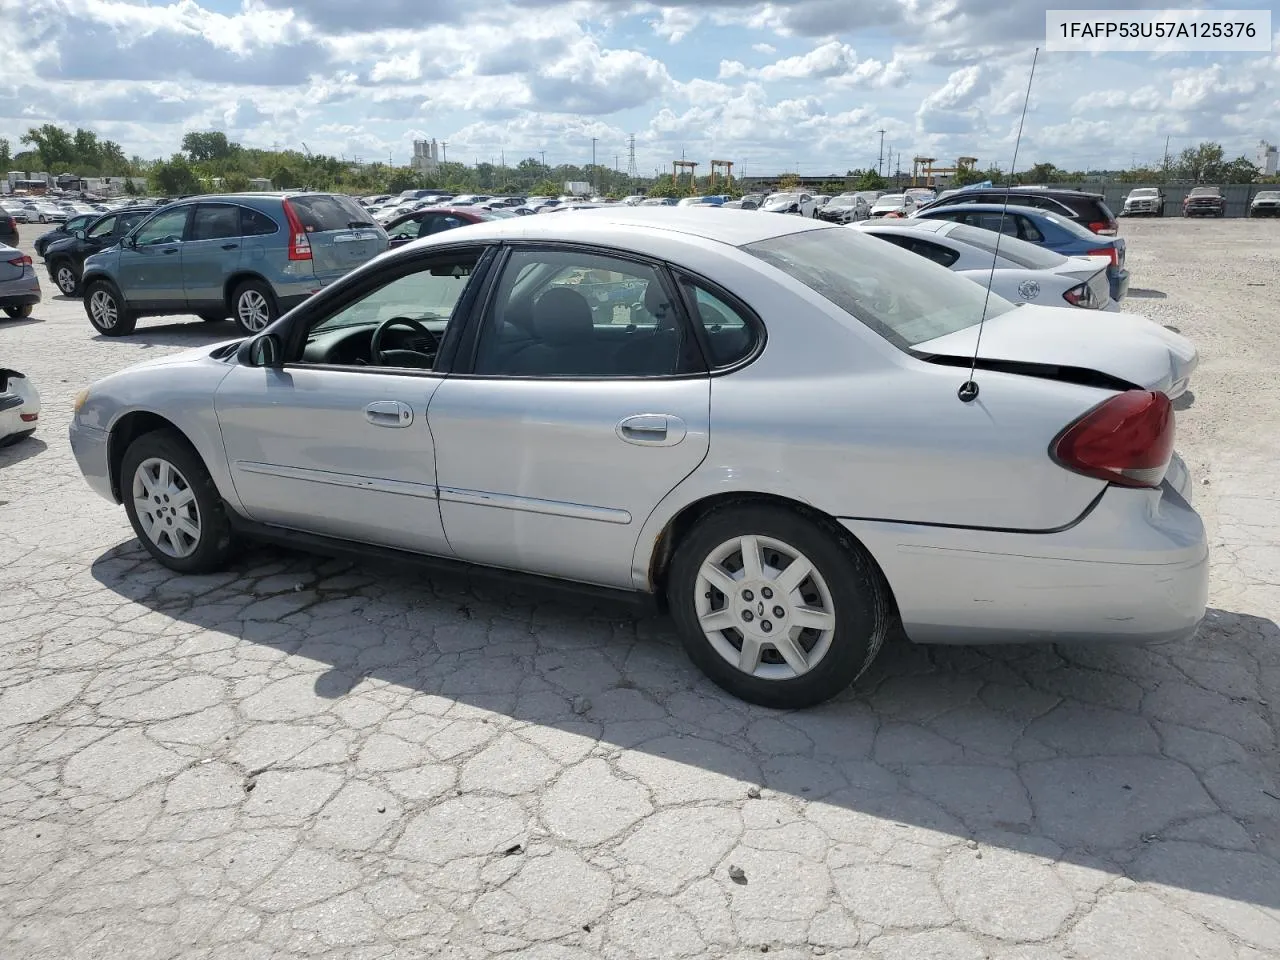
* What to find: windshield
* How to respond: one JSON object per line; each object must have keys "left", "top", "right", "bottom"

{"left": 873, "top": 195, "right": 905, "bottom": 206}
{"left": 943, "top": 223, "right": 1067, "bottom": 270}
{"left": 1129, "top": 188, "right": 1158, "bottom": 197}
{"left": 745, "top": 227, "right": 1015, "bottom": 351}
{"left": 1255, "top": 192, "right": 1280, "bottom": 200}
{"left": 1189, "top": 187, "right": 1219, "bottom": 196}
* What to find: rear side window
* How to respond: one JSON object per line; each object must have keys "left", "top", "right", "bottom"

{"left": 872, "top": 233, "right": 961, "bottom": 269}
{"left": 944, "top": 223, "right": 1066, "bottom": 269}
{"left": 117, "top": 213, "right": 147, "bottom": 234}
{"left": 286, "top": 194, "right": 370, "bottom": 233}
{"left": 241, "top": 207, "right": 279, "bottom": 236}
{"left": 679, "top": 279, "right": 759, "bottom": 368}
{"left": 191, "top": 204, "right": 241, "bottom": 241}
{"left": 87, "top": 216, "right": 117, "bottom": 239}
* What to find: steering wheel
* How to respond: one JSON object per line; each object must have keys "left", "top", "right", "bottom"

{"left": 370, "top": 316, "right": 437, "bottom": 368}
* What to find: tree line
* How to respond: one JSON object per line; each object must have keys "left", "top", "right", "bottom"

{"left": 1, "top": 125, "right": 1272, "bottom": 199}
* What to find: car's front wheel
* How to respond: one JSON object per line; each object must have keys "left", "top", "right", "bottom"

{"left": 121, "top": 429, "right": 237, "bottom": 574}
{"left": 52, "top": 261, "right": 79, "bottom": 296}
{"left": 667, "top": 503, "right": 891, "bottom": 708}
{"left": 3, "top": 305, "right": 33, "bottom": 319}
{"left": 84, "top": 281, "right": 136, "bottom": 336}
{"left": 232, "top": 280, "right": 277, "bottom": 335}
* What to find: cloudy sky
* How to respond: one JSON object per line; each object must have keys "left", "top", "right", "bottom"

{"left": 2, "top": 0, "right": 1277, "bottom": 175}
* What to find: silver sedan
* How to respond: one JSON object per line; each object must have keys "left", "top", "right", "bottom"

{"left": 69, "top": 208, "right": 1207, "bottom": 708}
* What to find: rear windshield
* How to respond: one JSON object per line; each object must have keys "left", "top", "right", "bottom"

{"left": 287, "top": 194, "right": 374, "bottom": 233}
{"left": 745, "top": 227, "right": 1014, "bottom": 351}
{"left": 944, "top": 222, "right": 1067, "bottom": 270}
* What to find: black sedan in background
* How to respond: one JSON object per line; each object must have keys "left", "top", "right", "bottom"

{"left": 382, "top": 207, "right": 514, "bottom": 249}
{"left": 33, "top": 213, "right": 98, "bottom": 258}
{"left": 42, "top": 207, "right": 151, "bottom": 296}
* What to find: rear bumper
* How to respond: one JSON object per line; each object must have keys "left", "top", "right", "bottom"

{"left": 842, "top": 468, "right": 1208, "bottom": 646}
{"left": 1109, "top": 268, "right": 1130, "bottom": 302}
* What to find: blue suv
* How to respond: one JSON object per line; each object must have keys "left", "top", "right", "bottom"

{"left": 80, "top": 192, "right": 388, "bottom": 337}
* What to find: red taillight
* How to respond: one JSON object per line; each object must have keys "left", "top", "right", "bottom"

{"left": 281, "top": 199, "right": 312, "bottom": 261}
{"left": 1062, "top": 282, "right": 1099, "bottom": 308}
{"left": 6, "top": 254, "right": 32, "bottom": 267}
{"left": 1087, "top": 220, "right": 1117, "bottom": 235}
{"left": 1051, "top": 390, "right": 1174, "bottom": 488}
{"left": 20, "top": 412, "right": 38, "bottom": 422}
{"left": 1086, "top": 247, "right": 1118, "bottom": 268}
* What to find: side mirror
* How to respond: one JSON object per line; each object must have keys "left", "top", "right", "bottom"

{"left": 74, "top": 230, "right": 86, "bottom": 240}
{"left": 238, "top": 333, "right": 283, "bottom": 368}
{"left": 122, "top": 235, "right": 136, "bottom": 249}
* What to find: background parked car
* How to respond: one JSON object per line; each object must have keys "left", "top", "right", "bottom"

{"left": 868, "top": 193, "right": 915, "bottom": 218}
{"left": 817, "top": 192, "right": 872, "bottom": 223}
{"left": 384, "top": 207, "right": 515, "bottom": 248}
{"left": 0, "top": 243, "right": 42, "bottom": 319}
{"left": 43, "top": 206, "right": 153, "bottom": 296}
{"left": 79, "top": 192, "right": 388, "bottom": 337}
{"left": 1122, "top": 187, "right": 1165, "bottom": 216}
{"left": 1, "top": 201, "right": 33, "bottom": 224}
{"left": 919, "top": 185, "right": 1119, "bottom": 236}
{"left": 1182, "top": 186, "right": 1225, "bottom": 217}
{"left": 760, "top": 192, "right": 817, "bottom": 216}
{"left": 1, "top": 211, "right": 17, "bottom": 248}
{"left": 24, "top": 202, "right": 69, "bottom": 224}
{"left": 913, "top": 202, "right": 1129, "bottom": 302}
{"left": 1248, "top": 190, "right": 1280, "bottom": 217}
{"left": 0, "top": 367, "right": 40, "bottom": 446}
{"left": 33, "top": 213, "right": 100, "bottom": 259}
{"left": 855, "top": 219, "right": 1116, "bottom": 310}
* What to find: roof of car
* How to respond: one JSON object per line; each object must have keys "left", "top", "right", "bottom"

{"left": 917, "top": 202, "right": 1059, "bottom": 218}
{"left": 400, "top": 205, "right": 830, "bottom": 250}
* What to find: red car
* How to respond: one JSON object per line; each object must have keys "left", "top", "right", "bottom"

{"left": 383, "top": 207, "right": 513, "bottom": 249}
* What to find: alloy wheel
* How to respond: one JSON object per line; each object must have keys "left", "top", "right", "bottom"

{"left": 131, "top": 457, "right": 201, "bottom": 559}
{"left": 237, "top": 290, "right": 270, "bottom": 332}
{"left": 695, "top": 534, "right": 836, "bottom": 681}
{"left": 89, "top": 289, "right": 118, "bottom": 329}
{"left": 56, "top": 266, "right": 76, "bottom": 295}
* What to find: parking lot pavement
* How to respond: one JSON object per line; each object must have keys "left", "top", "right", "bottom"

{"left": 1, "top": 219, "right": 1278, "bottom": 959}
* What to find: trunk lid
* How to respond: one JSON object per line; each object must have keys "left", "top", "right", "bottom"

{"left": 911, "top": 305, "right": 1197, "bottom": 399}
{"left": 0, "top": 249, "right": 26, "bottom": 283}
{"left": 285, "top": 194, "right": 388, "bottom": 283}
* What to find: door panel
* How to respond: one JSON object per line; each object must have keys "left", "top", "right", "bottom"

{"left": 117, "top": 206, "right": 190, "bottom": 308}
{"left": 183, "top": 203, "right": 243, "bottom": 307}
{"left": 428, "top": 377, "right": 710, "bottom": 588}
{"left": 214, "top": 366, "right": 451, "bottom": 554}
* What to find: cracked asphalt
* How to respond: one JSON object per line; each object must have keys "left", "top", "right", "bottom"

{"left": 1, "top": 218, "right": 1278, "bottom": 959}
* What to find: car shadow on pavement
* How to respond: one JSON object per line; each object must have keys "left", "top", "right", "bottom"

{"left": 1127, "top": 288, "right": 1168, "bottom": 300}
{"left": 0, "top": 436, "right": 47, "bottom": 469}
{"left": 0, "top": 316, "right": 47, "bottom": 329}
{"left": 89, "top": 538, "right": 1280, "bottom": 921}
{"left": 89, "top": 320, "right": 239, "bottom": 349}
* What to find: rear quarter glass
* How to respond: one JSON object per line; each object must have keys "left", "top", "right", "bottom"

{"left": 288, "top": 194, "right": 374, "bottom": 232}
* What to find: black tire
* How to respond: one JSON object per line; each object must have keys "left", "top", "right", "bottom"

{"left": 121, "top": 429, "right": 237, "bottom": 574}
{"left": 231, "top": 280, "right": 278, "bottom": 335}
{"left": 199, "top": 312, "right": 227, "bottom": 323}
{"left": 667, "top": 502, "right": 892, "bottom": 709}
{"left": 51, "top": 260, "right": 79, "bottom": 296}
{"left": 3, "top": 305, "right": 33, "bottom": 319}
{"left": 84, "top": 281, "right": 137, "bottom": 336}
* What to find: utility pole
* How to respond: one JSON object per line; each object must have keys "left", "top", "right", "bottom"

{"left": 591, "top": 137, "right": 598, "bottom": 195}
{"left": 877, "top": 129, "right": 886, "bottom": 176}
{"left": 441, "top": 142, "right": 448, "bottom": 164}
{"left": 1162, "top": 135, "right": 1171, "bottom": 176}
{"left": 540, "top": 150, "right": 546, "bottom": 166}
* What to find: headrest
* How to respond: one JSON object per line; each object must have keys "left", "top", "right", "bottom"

{"left": 533, "top": 287, "right": 594, "bottom": 345}
{"left": 643, "top": 280, "right": 677, "bottom": 330}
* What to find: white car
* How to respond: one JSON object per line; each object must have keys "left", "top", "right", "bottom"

{"left": 868, "top": 194, "right": 915, "bottom": 218}
{"left": 0, "top": 368, "right": 40, "bottom": 446}
{"left": 855, "top": 219, "right": 1117, "bottom": 311}
{"left": 1, "top": 203, "right": 33, "bottom": 224}
{"left": 25, "top": 202, "right": 68, "bottom": 224}
{"left": 1122, "top": 187, "right": 1164, "bottom": 217}
{"left": 904, "top": 188, "right": 936, "bottom": 207}
{"left": 760, "top": 192, "right": 817, "bottom": 217}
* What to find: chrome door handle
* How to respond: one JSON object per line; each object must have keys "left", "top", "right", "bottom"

{"left": 365, "top": 400, "right": 413, "bottom": 428}
{"left": 616, "top": 414, "right": 686, "bottom": 446}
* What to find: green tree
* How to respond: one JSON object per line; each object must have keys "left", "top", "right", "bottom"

{"left": 222, "top": 171, "right": 250, "bottom": 192}
{"left": 1221, "top": 156, "right": 1259, "bottom": 183}
{"left": 855, "top": 169, "right": 886, "bottom": 190}
{"left": 1020, "top": 161, "right": 1062, "bottom": 184}
{"left": 386, "top": 168, "right": 420, "bottom": 193}
{"left": 950, "top": 166, "right": 985, "bottom": 187}
{"left": 20, "top": 124, "right": 76, "bottom": 170}
{"left": 150, "top": 155, "right": 201, "bottom": 195}
{"left": 0, "top": 138, "right": 9, "bottom": 169}
{"left": 1176, "top": 141, "right": 1225, "bottom": 182}
{"left": 270, "top": 165, "right": 297, "bottom": 189}
{"left": 181, "top": 131, "right": 238, "bottom": 164}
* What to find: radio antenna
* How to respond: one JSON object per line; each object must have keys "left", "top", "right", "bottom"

{"left": 958, "top": 46, "right": 1040, "bottom": 404}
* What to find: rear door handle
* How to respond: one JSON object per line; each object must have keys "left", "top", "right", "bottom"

{"left": 616, "top": 414, "right": 686, "bottom": 446}
{"left": 162, "top": 247, "right": 178, "bottom": 254}
{"left": 365, "top": 400, "right": 414, "bottom": 428}
{"left": 221, "top": 243, "right": 239, "bottom": 250}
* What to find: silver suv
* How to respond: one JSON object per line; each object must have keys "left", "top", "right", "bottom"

{"left": 80, "top": 192, "right": 388, "bottom": 337}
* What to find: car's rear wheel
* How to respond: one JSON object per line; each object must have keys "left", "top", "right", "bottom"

{"left": 52, "top": 261, "right": 78, "bottom": 296}
{"left": 121, "top": 429, "right": 237, "bottom": 574}
{"left": 85, "top": 282, "right": 136, "bottom": 336}
{"left": 3, "top": 305, "right": 33, "bottom": 319}
{"left": 232, "top": 280, "right": 277, "bottom": 335}
{"left": 667, "top": 503, "right": 891, "bottom": 708}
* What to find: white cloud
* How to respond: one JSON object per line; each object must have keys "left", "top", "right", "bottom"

{"left": 752, "top": 42, "right": 777, "bottom": 54}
